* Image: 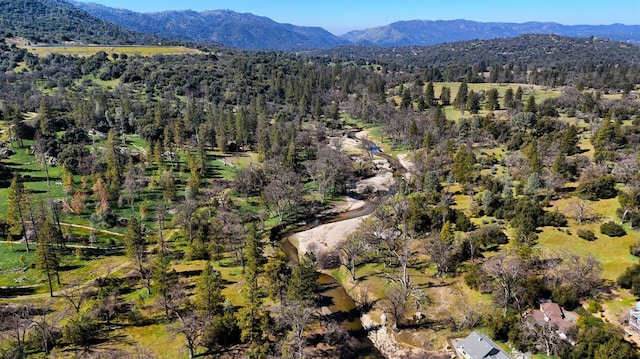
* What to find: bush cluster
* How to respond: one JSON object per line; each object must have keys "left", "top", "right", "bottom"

{"left": 577, "top": 229, "right": 597, "bottom": 241}
{"left": 600, "top": 221, "right": 626, "bottom": 237}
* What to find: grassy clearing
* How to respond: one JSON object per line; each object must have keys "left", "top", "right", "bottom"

{"left": 115, "top": 323, "right": 186, "bottom": 359}
{"left": 25, "top": 45, "right": 201, "bottom": 57}
{"left": 536, "top": 225, "right": 637, "bottom": 280}
{"left": 541, "top": 196, "right": 637, "bottom": 279}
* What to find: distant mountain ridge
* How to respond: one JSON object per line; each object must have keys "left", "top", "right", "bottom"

{"left": 341, "top": 19, "right": 640, "bottom": 46}
{"left": 74, "top": 2, "right": 640, "bottom": 50}
{"left": 74, "top": 2, "right": 348, "bottom": 51}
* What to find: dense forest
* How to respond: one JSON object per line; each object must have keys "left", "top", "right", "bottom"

{"left": 1, "top": 18, "right": 640, "bottom": 359}
{"left": 0, "top": 0, "right": 166, "bottom": 45}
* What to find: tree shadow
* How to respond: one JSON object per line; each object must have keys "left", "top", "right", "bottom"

{"left": 0, "top": 286, "right": 37, "bottom": 298}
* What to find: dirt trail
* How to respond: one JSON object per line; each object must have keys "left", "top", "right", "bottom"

{"left": 59, "top": 222, "right": 125, "bottom": 237}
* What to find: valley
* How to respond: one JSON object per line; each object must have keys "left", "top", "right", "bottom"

{"left": 0, "top": 1, "right": 639, "bottom": 359}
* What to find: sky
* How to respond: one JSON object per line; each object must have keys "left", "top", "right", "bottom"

{"left": 76, "top": 0, "right": 640, "bottom": 35}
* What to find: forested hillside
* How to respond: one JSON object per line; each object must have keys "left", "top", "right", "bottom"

{"left": 0, "top": 18, "right": 640, "bottom": 359}
{"left": 0, "top": 0, "right": 163, "bottom": 44}
{"left": 313, "top": 35, "right": 640, "bottom": 89}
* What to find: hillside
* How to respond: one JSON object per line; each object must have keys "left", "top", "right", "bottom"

{"left": 0, "top": 0, "right": 163, "bottom": 44}
{"left": 74, "top": 3, "right": 348, "bottom": 51}
{"left": 75, "top": 2, "right": 640, "bottom": 50}
{"left": 341, "top": 19, "right": 640, "bottom": 47}
{"left": 312, "top": 34, "right": 640, "bottom": 83}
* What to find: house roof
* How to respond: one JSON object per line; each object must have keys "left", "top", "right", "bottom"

{"left": 530, "top": 302, "right": 574, "bottom": 334}
{"left": 541, "top": 302, "right": 564, "bottom": 320}
{"left": 457, "top": 331, "right": 511, "bottom": 359}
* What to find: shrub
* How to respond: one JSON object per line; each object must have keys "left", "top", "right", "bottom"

{"left": 577, "top": 229, "right": 597, "bottom": 241}
{"left": 576, "top": 175, "right": 617, "bottom": 200}
{"left": 62, "top": 314, "right": 100, "bottom": 347}
{"left": 587, "top": 301, "right": 603, "bottom": 314}
{"left": 316, "top": 250, "right": 340, "bottom": 270}
{"left": 600, "top": 221, "right": 626, "bottom": 237}
{"left": 541, "top": 210, "right": 568, "bottom": 227}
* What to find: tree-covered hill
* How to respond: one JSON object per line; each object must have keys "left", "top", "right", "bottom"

{"left": 0, "top": 0, "right": 164, "bottom": 44}
{"left": 311, "top": 35, "right": 640, "bottom": 87}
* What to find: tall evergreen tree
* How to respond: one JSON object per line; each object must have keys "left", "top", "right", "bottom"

{"left": 7, "top": 174, "right": 27, "bottom": 251}
{"left": 440, "top": 86, "right": 451, "bottom": 105}
{"left": 236, "top": 229, "right": 268, "bottom": 356}
{"left": 36, "top": 220, "right": 61, "bottom": 297}
{"left": 425, "top": 81, "right": 435, "bottom": 107}
{"left": 503, "top": 88, "right": 515, "bottom": 109}
{"left": 485, "top": 88, "right": 500, "bottom": 110}
{"left": 194, "top": 261, "right": 224, "bottom": 315}
{"left": 453, "top": 81, "right": 469, "bottom": 111}
{"left": 286, "top": 253, "right": 319, "bottom": 305}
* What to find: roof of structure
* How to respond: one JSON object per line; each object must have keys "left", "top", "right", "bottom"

{"left": 456, "top": 331, "right": 511, "bottom": 359}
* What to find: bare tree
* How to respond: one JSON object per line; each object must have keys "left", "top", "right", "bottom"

{"left": 339, "top": 232, "right": 369, "bottom": 281}
{"left": 483, "top": 253, "right": 531, "bottom": 316}
{"left": 60, "top": 279, "right": 91, "bottom": 314}
{"left": 568, "top": 198, "right": 596, "bottom": 224}
{"left": 304, "top": 146, "right": 352, "bottom": 202}
{"left": 424, "top": 222, "right": 461, "bottom": 276}
{"left": 172, "top": 311, "right": 206, "bottom": 359}
{"left": 0, "top": 304, "right": 32, "bottom": 358}
{"left": 279, "top": 300, "right": 315, "bottom": 359}
{"left": 118, "top": 161, "right": 141, "bottom": 208}
{"left": 32, "top": 303, "right": 59, "bottom": 355}
{"left": 264, "top": 170, "right": 303, "bottom": 223}
{"left": 523, "top": 320, "right": 567, "bottom": 357}
{"left": 382, "top": 282, "right": 427, "bottom": 330}
{"left": 439, "top": 290, "right": 483, "bottom": 331}
{"left": 558, "top": 253, "right": 602, "bottom": 297}
{"left": 612, "top": 155, "right": 640, "bottom": 185}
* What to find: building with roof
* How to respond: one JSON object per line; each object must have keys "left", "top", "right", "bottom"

{"left": 629, "top": 302, "right": 640, "bottom": 333}
{"left": 528, "top": 301, "right": 575, "bottom": 341}
{"left": 455, "top": 331, "right": 511, "bottom": 359}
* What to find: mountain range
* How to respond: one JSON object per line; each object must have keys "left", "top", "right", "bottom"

{"left": 73, "top": 1, "right": 640, "bottom": 50}
{"left": 1, "top": 0, "right": 639, "bottom": 51}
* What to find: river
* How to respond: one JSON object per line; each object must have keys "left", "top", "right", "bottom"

{"left": 276, "top": 154, "right": 400, "bottom": 357}
{"left": 277, "top": 203, "right": 384, "bottom": 358}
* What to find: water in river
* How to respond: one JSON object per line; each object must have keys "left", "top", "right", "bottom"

{"left": 278, "top": 200, "right": 384, "bottom": 358}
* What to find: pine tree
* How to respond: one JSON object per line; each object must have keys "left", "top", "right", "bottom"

{"left": 515, "top": 86, "right": 524, "bottom": 101}
{"left": 104, "top": 130, "right": 121, "bottom": 200}
{"left": 503, "top": 88, "right": 515, "bottom": 109}
{"left": 194, "top": 261, "right": 224, "bottom": 315}
{"left": 524, "top": 95, "right": 537, "bottom": 113}
{"left": 124, "top": 217, "right": 148, "bottom": 291}
{"left": 286, "top": 253, "right": 319, "bottom": 305}
{"left": 451, "top": 145, "right": 477, "bottom": 187}
{"left": 7, "top": 174, "right": 27, "bottom": 251}
{"left": 425, "top": 81, "right": 435, "bottom": 107}
{"left": 36, "top": 220, "right": 61, "bottom": 297}
{"left": 440, "top": 86, "right": 451, "bottom": 105}
{"left": 466, "top": 89, "right": 480, "bottom": 114}
{"left": 453, "top": 81, "right": 468, "bottom": 111}
{"left": 485, "top": 88, "right": 500, "bottom": 111}
{"left": 236, "top": 229, "right": 267, "bottom": 350}
{"left": 38, "top": 95, "right": 51, "bottom": 136}
{"left": 525, "top": 140, "right": 542, "bottom": 175}
{"left": 152, "top": 249, "right": 177, "bottom": 319}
